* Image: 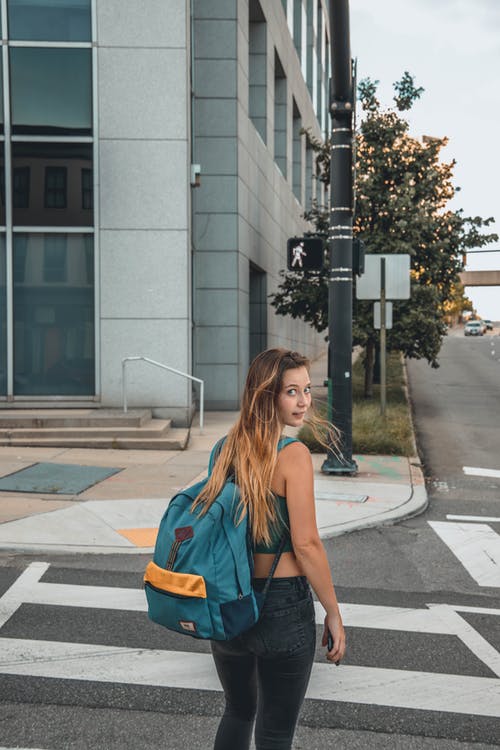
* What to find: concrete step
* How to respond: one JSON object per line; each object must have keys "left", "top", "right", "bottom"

{"left": 0, "top": 408, "right": 152, "bottom": 429}
{"left": 0, "top": 428, "right": 190, "bottom": 451}
{"left": 0, "top": 419, "right": 172, "bottom": 441}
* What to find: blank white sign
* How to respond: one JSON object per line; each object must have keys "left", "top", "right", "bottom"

{"left": 356, "top": 255, "right": 411, "bottom": 300}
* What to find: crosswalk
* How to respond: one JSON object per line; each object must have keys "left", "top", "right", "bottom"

{"left": 429, "top": 514, "right": 500, "bottom": 588}
{"left": 1, "top": 562, "right": 500, "bottom": 719}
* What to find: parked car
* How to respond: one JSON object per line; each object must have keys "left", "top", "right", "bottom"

{"left": 483, "top": 319, "right": 493, "bottom": 330}
{"left": 464, "top": 320, "right": 484, "bottom": 336}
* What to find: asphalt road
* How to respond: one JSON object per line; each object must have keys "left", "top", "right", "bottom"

{"left": 1, "top": 330, "right": 500, "bottom": 749}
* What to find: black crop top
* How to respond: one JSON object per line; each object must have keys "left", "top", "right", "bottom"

{"left": 253, "top": 493, "right": 293, "bottom": 554}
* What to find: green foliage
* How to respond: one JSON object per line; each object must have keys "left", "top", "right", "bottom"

{"left": 270, "top": 73, "right": 498, "bottom": 384}
{"left": 299, "top": 353, "right": 415, "bottom": 456}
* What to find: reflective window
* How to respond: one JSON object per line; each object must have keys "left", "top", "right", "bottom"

{"left": 43, "top": 234, "right": 67, "bottom": 282}
{"left": 12, "top": 143, "right": 93, "bottom": 226}
{"left": 10, "top": 48, "right": 92, "bottom": 135}
{"left": 0, "top": 235, "right": 6, "bottom": 395}
{"left": 13, "top": 233, "right": 94, "bottom": 395}
{"left": 0, "top": 146, "right": 5, "bottom": 225}
{"left": 13, "top": 166, "right": 30, "bottom": 209}
{"left": 81, "top": 168, "right": 92, "bottom": 210}
{"left": 8, "top": 0, "right": 91, "bottom": 42}
{"left": 45, "top": 167, "right": 67, "bottom": 208}
{"left": 0, "top": 56, "right": 3, "bottom": 134}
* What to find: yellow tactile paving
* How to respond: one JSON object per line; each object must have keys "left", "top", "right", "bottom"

{"left": 116, "top": 527, "right": 158, "bottom": 547}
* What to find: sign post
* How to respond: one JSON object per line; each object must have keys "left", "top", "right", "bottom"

{"left": 321, "top": 0, "right": 357, "bottom": 475}
{"left": 380, "top": 257, "right": 387, "bottom": 415}
{"left": 356, "top": 254, "right": 410, "bottom": 416}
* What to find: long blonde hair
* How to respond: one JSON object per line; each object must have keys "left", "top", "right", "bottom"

{"left": 192, "top": 348, "right": 338, "bottom": 544}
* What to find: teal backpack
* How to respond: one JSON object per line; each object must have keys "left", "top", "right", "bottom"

{"left": 144, "top": 436, "right": 297, "bottom": 640}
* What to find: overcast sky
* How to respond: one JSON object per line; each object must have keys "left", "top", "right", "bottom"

{"left": 349, "top": 0, "right": 500, "bottom": 319}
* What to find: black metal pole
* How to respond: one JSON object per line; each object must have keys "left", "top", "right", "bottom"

{"left": 322, "top": 0, "right": 357, "bottom": 474}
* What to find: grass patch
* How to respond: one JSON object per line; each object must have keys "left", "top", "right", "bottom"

{"left": 299, "top": 351, "right": 415, "bottom": 456}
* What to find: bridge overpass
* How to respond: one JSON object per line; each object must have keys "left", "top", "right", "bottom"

{"left": 459, "top": 270, "right": 500, "bottom": 286}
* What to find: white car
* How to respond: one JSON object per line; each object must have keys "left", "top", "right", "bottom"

{"left": 464, "top": 320, "right": 484, "bottom": 336}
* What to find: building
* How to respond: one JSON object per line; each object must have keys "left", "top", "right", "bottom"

{"left": 0, "top": 0, "right": 331, "bottom": 424}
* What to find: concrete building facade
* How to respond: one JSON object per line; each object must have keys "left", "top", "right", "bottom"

{"left": 0, "top": 0, "right": 331, "bottom": 423}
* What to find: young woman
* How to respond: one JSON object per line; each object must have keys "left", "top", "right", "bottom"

{"left": 194, "top": 348, "right": 345, "bottom": 750}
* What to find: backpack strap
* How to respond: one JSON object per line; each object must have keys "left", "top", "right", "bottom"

{"left": 210, "top": 435, "right": 298, "bottom": 474}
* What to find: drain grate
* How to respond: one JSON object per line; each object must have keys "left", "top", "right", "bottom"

{"left": 0, "top": 462, "right": 123, "bottom": 495}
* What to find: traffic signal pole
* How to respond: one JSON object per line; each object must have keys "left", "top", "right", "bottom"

{"left": 321, "top": 0, "right": 357, "bottom": 474}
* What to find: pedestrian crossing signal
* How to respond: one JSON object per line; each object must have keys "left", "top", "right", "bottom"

{"left": 287, "top": 237, "right": 324, "bottom": 271}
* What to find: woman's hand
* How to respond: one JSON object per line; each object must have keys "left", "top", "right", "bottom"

{"left": 322, "top": 612, "right": 345, "bottom": 665}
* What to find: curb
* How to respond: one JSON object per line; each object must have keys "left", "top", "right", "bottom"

{"left": 319, "top": 464, "right": 428, "bottom": 539}
{"left": 0, "top": 469, "right": 429, "bottom": 555}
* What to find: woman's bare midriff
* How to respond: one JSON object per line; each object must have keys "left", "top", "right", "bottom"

{"left": 253, "top": 550, "right": 303, "bottom": 578}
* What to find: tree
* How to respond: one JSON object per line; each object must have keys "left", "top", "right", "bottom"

{"left": 270, "top": 73, "right": 498, "bottom": 396}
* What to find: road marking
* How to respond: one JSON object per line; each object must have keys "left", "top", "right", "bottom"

{"left": 2, "top": 563, "right": 500, "bottom": 716}
{"left": 429, "top": 521, "right": 500, "bottom": 587}
{"left": 1, "top": 637, "right": 499, "bottom": 717}
{"left": 463, "top": 466, "right": 500, "bottom": 479}
{"left": 432, "top": 480, "right": 449, "bottom": 492}
{"left": 116, "top": 528, "right": 158, "bottom": 546}
{"left": 426, "top": 604, "right": 500, "bottom": 677}
{"left": 447, "top": 514, "right": 500, "bottom": 523}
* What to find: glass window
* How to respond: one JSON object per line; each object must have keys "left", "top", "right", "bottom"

{"left": 43, "top": 234, "right": 67, "bottom": 282}
{"left": 45, "top": 167, "right": 67, "bottom": 209}
{"left": 81, "top": 168, "right": 92, "bottom": 210}
{"left": 0, "top": 145, "right": 5, "bottom": 225}
{"left": 12, "top": 142, "right": 93, "bottom": 226}
{"left": 8, "top": 0, "right": 91, "bottom": 42}
{"left": 13, "top": 233, "right": 27, "bottom": 283}
{"left": 274, "top": 53, "right": 287, "bottom": 177}
{"left": 0, "top": 235, "right": 6, "bottom": 395}
{"left": 13, "top": 166, "right": 30, "bottom": 209}
{"left": 249, "top": 0, "right": 267, "bottom": 144}
{"left": 10, "top": 47, "right": 92, "bottom": 135}
{"left": 0, "top": 56, "right": 4, "bottom": 135}
{"left": 13, "top": 232, "right": 94, "bottom": 395}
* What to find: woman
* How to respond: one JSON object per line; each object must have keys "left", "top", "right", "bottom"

{"left": 194, "top": 348, "right": 345, "bottom": 750}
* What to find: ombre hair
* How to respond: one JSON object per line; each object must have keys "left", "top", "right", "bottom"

{"left": 192, "top": 348, "right": 339, "bottom": 545}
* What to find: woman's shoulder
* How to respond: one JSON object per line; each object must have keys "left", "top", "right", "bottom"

{"left": 277, "top": 439, "right": 311, "bottom": 464}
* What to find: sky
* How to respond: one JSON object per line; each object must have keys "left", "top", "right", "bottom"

{"left": 349, "top": 0, "right": 500, "bottom": 320}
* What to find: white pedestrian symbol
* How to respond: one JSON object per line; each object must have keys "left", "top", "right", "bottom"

{"left": 292, "top": 242, "right": 307, "bottom": 268}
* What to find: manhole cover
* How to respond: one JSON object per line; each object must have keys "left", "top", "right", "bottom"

{"left": 0, "top": 462, "right": 123, "bottom": 495}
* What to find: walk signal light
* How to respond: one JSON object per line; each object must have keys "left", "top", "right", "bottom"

{"left": 287, "top": 237, "right": 324, "bottom": 271}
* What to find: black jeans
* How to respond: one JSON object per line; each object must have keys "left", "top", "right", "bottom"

{"left": 211, "top": 576, "right": 316, "bottom": 750}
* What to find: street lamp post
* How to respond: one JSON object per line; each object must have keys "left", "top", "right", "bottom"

{"left": 321, "top": 0, "right": 357, "bottom": 474}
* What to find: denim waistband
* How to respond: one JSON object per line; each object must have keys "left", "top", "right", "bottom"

{"left": 252, "top": 575, "right": 308, "bottom": 593}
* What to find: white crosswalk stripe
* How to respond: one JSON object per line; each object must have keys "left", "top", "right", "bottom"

{"left": 429, "top": 520, "right": 500, "bottom": 587}
{"left": 2, "top": 637, "right": 500, "bottom": 717}
{"left": 1, "top": 562, "right": 500, "bottom": 718}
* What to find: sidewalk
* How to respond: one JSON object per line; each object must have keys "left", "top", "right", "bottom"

{"left": 0, "top": 353, "right": 427, "bottom": 554}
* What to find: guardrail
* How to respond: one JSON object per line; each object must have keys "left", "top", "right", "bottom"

{"left": 121, "top": 357, "right": 204, "bottom": 433}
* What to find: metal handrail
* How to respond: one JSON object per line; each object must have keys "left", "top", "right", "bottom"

{"left": 121, "top": 356, "right": 204, "bottom": 433}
